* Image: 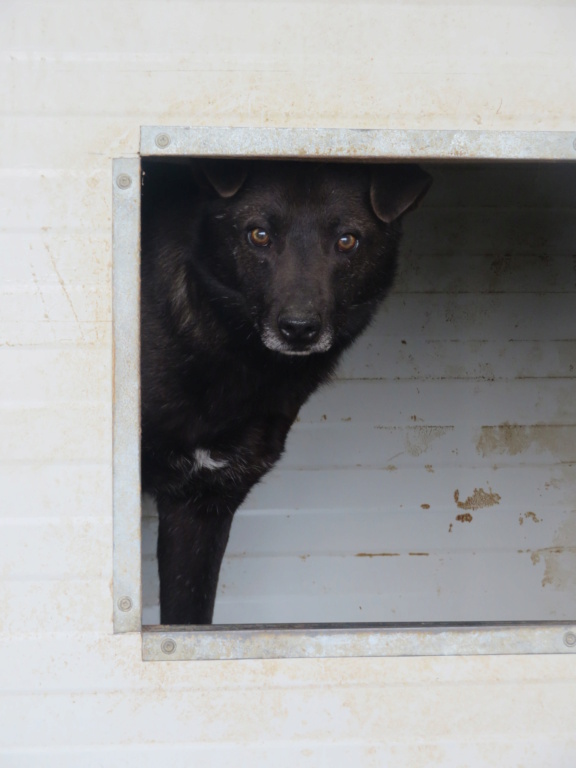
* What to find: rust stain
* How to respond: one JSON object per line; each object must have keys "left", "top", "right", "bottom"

{"left": 421, "top": 503, "right": 430, "bottom": 509}
{"left": 355, "top": 552, "right": 400, "bottom": 558}
{"left": 456, "top": 513, "right": 473, "bottom": 523}
{"left": 476, "top": 423, "right": 573, "bottom": 458}
{"left": 409, "top": 552, "right": 429, "bottom": 556}
{"left": 454, "top": 487, "right": 501, "bottom": 511}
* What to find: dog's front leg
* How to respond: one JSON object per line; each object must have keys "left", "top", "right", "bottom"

{"left": 156, "top": 492, "right": 239, "bottom": 625}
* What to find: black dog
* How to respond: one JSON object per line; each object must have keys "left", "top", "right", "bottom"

{"left": 140, "top": 159, "right": 431, "bottom": 625}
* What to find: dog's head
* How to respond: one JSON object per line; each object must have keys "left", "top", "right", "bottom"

{"left": 201, "top": 161, "right": 431, "bottom": 356}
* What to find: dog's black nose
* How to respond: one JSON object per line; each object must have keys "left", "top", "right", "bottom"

{"left": 277, "top": 312, "right": 322, "bottom": 344}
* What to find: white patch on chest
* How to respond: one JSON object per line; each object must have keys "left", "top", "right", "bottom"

{"left": 193, "top": 448, "right": 229, "bottom": 471}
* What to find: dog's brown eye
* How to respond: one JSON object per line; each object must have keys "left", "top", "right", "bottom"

{"left": 248, "top": 228, "right": 271, "bottom": 247}
{"left": 337, "top": 233, "right": 358, "bottom": 253}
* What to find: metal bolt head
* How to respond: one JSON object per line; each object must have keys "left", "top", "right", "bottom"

{"left": 117, "top": 596, "right": 133, "bottom": 612}
{"left": 161, "top": 638, "right": 177, "bottom": 654}
{"left": 564, "top": 631, "right": 576, "bottom": 647}
{"left": 116, "top": 173, "right": 132, "bottom": 190}
{"left": 155, "top": 133, "right": 171, "bottom": 149}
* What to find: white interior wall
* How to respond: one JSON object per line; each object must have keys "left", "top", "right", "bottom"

{"left": 2, "top": 2, "right": 576, "bottom": 765}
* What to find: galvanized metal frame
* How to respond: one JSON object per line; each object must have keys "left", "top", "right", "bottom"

{"left": 143, "top": 623, "right": 576, "bottom": 661}
{"left": 140, "top": 126, "right": 576, "bottom": 161}
{"left": 112, "top": 157, "right": 142, "bottom": 633}
{"left": 112, "top": 126, "right": 576, "bottom": 659}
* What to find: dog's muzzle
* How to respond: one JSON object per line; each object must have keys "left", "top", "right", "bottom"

{"left": 277, "top": 311, "right": 322, "bottom": 346}
{"left": 260, "top": 310, "right": 333, "bottom": 356}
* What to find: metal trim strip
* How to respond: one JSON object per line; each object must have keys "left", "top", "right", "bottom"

{"left": 112, "top": 157, "right": 142, "bottom": 633}
{"left": 140, "top": 126, "right": 576, "bottom": 161}
{"left": 142, "top": 622, "right": 576, "bottom": 660}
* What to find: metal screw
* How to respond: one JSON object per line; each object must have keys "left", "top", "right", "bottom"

{"left": 155, "top": 133, "right": 171, "bottom": 149}
{"left": 116, "top": 173, "right": 132, "bottom": 190}
{"left": 564, "top": 632, "right": 576, "bottom": 647}
{"left": 161, "top": 638, "right": 177, "bottom": 654}
{"left": 117, "top": 596, "right": 133, "bottom": 612}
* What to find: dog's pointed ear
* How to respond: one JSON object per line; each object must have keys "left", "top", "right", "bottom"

{"left": 202, "top": 160, "right": 248, "bottom": 198}
{"left": 370, "top": 164, "right": 432, "bottom": 223}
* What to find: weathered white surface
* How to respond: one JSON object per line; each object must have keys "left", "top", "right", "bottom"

{"left": 2, "top": 1, "right": 576, "bottom": 764}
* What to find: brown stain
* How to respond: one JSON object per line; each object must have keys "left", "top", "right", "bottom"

{"left": 355, "top": 552, "right": 400, "bottom": 558}
{"left": 454, "top": 487, "right": 501, "bottom": 511}
{"left": 522, "top": 542, "right": 576, "bottom": 590}
{"left": 524, "top": 511, "right": 541, "bottom": 523}
{"left": 409, "top": 552, "right": 429, "bottom": 556}
{"left": 405, "top": 426, "right": 451, "bottom": 457}
{"left": 448, "top": 523, "right": 453, "bottom": 533}
{"left": 539, "top": 512, "right": 576, "bottom": 589}
{"left": 542, "top": 548, "right": 571, "bottom": 588}
{"left": 531, "top": 551, "right": 542, "bottom": 565}
{"left": 425, "top": 464, "right": 434, "bottom": 473}
{"left": 420, "top": 504, "right": 430, "bottom": 509}
{"left": 456, "top": 513, "right": 473, "bottom": 523}
{"left": 476, "top": 423, "right": 574, "bottom": 459}
{"left": 545, "top": 478, "right": 562, "bottom": 491}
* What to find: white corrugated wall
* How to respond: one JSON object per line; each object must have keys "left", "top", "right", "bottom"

{"left": 2, "top": 1, "right": 576, "bottom": 765}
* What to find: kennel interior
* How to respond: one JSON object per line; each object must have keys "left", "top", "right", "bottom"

{"left": 140, "top": 158, "right": 576, "bottom": 627}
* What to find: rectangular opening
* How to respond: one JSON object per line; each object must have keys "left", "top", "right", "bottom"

{"left": 113, "top": 128, "right": 576, "bottom": 659}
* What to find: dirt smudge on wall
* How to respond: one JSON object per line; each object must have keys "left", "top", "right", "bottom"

{"left": 529, "top": 546, "right": 576, "bottom": 589}
{"left": 454, "top": 487, "right": 501, "bottom": 511}
{"left": 405, "top": 426, "right": 452, "bottom": 457}
{"left": 355, "top": 552, "right": 400, "bottom": 558}
{"left": 488, "top": 253, "right": 512, "bottom": 291}
{"left": 532, "top": 513, "right": 576, "bottom": 589}
{"left": 518, "top": 512, "right": 542, "bottom": 527}
{"left": 476, "top": 423, "right": 574, "bottom": 458}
